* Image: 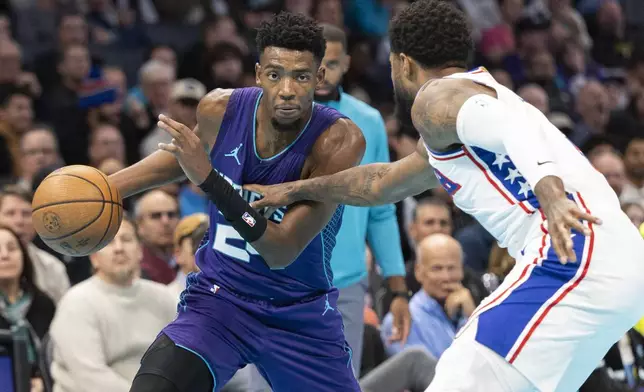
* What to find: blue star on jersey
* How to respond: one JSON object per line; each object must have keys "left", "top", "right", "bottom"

{"left": 470, "top": 147, "right": 540, "bottom": 209}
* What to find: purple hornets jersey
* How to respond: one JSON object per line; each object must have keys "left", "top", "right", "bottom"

{"left": 195, "top": 87, "right": 346, "bottom": 303}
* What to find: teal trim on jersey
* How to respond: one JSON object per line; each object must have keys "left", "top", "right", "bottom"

{"left": 176, "top": 344, "right": 217, "bottom": 392}
{"left": 252, "top": 91, "right": 316, "bottom": 161}
{"left": 319, "top": 91, "right": 405, "bottom": 289}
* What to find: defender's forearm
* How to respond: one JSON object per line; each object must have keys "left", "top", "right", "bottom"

{"left": 288, "top": 163, "right": 397, "bottom": 207}
{"left": 109, "top": 150, "right": 185, "bottom": 198}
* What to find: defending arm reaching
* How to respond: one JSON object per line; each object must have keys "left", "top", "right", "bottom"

{"left": 246, "top": 139, "right": 438, "bottom": 208}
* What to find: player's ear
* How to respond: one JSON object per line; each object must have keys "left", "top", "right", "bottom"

{"left": 400, "top": 53, "right": 413, "bottom": 82}
{"left": 316, "top": 66, "right": 326, "bottom": 89}
{"left": 255, "top": 63, "right": 261, "bottom": 86}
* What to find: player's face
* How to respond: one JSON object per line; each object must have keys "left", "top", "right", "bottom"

{"left": 90, "top": 220, "right": 142, "bottom": 286}
{"left": 315, "top": 41, "right": 349, "bottom": 102}
{"left": 0, "top": 229, "right": 24, "bottom": 282}
{"left": 390, "top": 53, "right": 417, "bottom": 131}
{"left": 256, "top": 47, "right": 324, "bottom": 131}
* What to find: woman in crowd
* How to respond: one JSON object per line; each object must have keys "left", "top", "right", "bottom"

{"left": 0, "top": 225, "right": 56, "bottom": 392}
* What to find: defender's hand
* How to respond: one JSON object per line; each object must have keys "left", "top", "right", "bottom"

{"left": 388, "top": 296, "right": 411, "bottom": 346}
{"left": 244, "top": 183, "right": 300, "bottom": 209}
{"left": 542, "top": 197, "right": 601, "bottom": 264}
{"left": 157, "top": 114, "right": 212, "bottom": 185}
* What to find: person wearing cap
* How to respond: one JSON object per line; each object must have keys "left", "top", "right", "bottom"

{"left": 139, "top": 78, "right": 206, "bottom": 158}
{"left": 168, "top": 213, "right": 209, "bottom": 298}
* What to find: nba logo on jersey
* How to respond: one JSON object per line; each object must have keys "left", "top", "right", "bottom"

{"left": 242, "top": 212, "right": 256, "bottom": 227}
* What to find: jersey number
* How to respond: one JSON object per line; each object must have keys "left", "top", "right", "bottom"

{"left": 212, "top": 223, "right": 259, "bottom": 263}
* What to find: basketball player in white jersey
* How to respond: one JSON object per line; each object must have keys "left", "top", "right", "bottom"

{"left": 246, "top": 1, "right": 644, "bottom": 391}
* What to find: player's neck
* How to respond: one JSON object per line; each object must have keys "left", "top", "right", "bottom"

{"left": 256, "top": 98, "right": 313, "bottom": 157}
{"left": 417, "top": 66, "right": 468, "bottom": 90}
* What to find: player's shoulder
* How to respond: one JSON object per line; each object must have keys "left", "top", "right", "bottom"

{"left": 309, "top": 117, "right": 366, "bottom": 170}
{"left": 197, "top": 88, "right": 235, "bottom": 119}
{"left": 412, "top": 77, "right": 495, "bottom": 115}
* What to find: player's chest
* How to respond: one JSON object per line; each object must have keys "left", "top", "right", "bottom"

{"left": 428, "top": 146, "right": 538, "bottom": 213}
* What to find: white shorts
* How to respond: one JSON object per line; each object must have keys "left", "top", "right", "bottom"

{"left": 428, "top": 204, "right": 644, "bottom": 392}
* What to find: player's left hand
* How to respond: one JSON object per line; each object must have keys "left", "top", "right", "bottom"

{"left": 157, "top": 114, "right": 212, "bottom": 185}
{"left": 388, "top": 296, "right": 411, "bottom": 346}
{"left": 542, "top": 197, "right": 602, "bottom": 264}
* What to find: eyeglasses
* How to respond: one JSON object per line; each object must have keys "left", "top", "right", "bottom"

{"left": 148, "top": 211, "right": 179, "bottom": 220}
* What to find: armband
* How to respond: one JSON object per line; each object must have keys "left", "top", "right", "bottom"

{"left": 198, "top": 170, "right": 267, "bottom": 242}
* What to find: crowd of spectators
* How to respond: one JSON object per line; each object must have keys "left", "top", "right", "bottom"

{"left": 0, "top": 0, "right": 643, "bottom": 391}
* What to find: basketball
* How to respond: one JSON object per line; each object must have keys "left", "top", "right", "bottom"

{"left": 32, "top": 165, "right": 124, "bottom": 257}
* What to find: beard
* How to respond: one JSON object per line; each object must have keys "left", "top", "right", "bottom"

{"left": 314, "top": 84, "right": 340, "bottom": 102}
{"left": 393, "top": 83, "right": 416, "bottom": 131}
{"left": 270, "top": 117, "right": 301, "bottom": 132}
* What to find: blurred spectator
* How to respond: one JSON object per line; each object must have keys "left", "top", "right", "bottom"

{"left": 588, "top": 148, "right": 628, "bottom": 199}
{"left": 0, "top": 225, "right": 55, "bottom": 391}
{"left": 125, "top": 45, "right": 178, "bottom": 111}
{"left": 88, "top": 123, "right": 126, "bottom": 168}
{"left": 571, "top": 80, "right": 610, "bottom": 148}
{"left": 314, "top": 0, "right": 344, "bottom": 27}
{"left": 382, "top": 234, "right": 474, "bottom": 359}
{"left": 523, "top": 49, "right": 568, "bottom": 111}
{"left": 284, "top": 0, "right": 313, "bottom": 16}
{"left": 490, "top": 68, "right": 514, "bottom": 90}
{"left": 97, "top": 157, "right": 125, "bottom": 176}
{"left": 33, "top": 13, "right": 90, "bottom": 92}
{"left": 41, "top": 43, "right": 91, "bottom": 124}
{"left": 622, "top": 137, "right": 644, "bottom": 205}
{"left": 122, "top": 59, "right": 174, "bottom": 161}
{"left": 622, "top": 202, "right": 644, "bottom": 228}
{"left": 607, "top": 91, "right": 644, "bottom": 150}
{"left": 168, "top": 213, "right": 208, "bottom": 298}
{"left": 178, "top": 16, "right": 248, "bottom": 81}
{"left": 627, "top": 47, "right": 644, "bottom": 97}
{"left": 0, "top": 84, "right": 34, "bottom": 180}
{"left": 590, "top": 1, "right": 632, "bottom": 68}
{"left": 49, "top": 217, "right": 177, "bottom": 392}
{"left": 18, "top": 125, "right": 62, "bottom": 190}
{"left": 344, "top": 0, "right": 397, "bottom": 38}
{"left": 548, "top": 0, "right": 591, "bottom": 50}
{"left": 134, "top": 190, "right": 179, "bottom": 284}
{"left": 0, "top": 39, "right": 42, "bottom": 98}
{"left": 517, "top": 83, "right": 549, "bottom": 114}
{"left": 141, "top": 78, "right": 205, "bottom": 157}
{"left": 481, "top": 244, "right": 516, "bottom": 293}
{"left": 202, "top": 42, "right": 245, "bottom": 91}
{"left": 0, "top": 185, "right": 70, "bottom": 303}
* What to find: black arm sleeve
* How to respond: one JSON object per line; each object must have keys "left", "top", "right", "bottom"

{"left": 198, "top": 170, "right": 267, "bottom": 242}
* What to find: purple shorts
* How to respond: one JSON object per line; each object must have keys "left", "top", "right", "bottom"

{"left": 162, "top": 273, "right": 360, "bottom": 392}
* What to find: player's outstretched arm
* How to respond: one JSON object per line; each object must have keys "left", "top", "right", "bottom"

{"left": 246, "top": 139, "right": 438, "bottom": 210}
{"left": 108, "top": 89, "right": 230, "bottom": 198}
{"left": 414, "top": 78, "right": 601, "bottom": 263}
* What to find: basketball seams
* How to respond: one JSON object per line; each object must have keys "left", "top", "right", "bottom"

{"left": 32, "top": 200, "right": 122, "bottom": 212}
{"left": 86, "top": 167, "right": 119, "bottom": 254}
{"left": 36, "top": 200, "right": 106, "bottom": 241}
{"left": 41, "top": 173, "right": 106, "bottom": 200}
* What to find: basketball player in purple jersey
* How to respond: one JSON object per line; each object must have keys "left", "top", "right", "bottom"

{"left": 109, "top": 13, "right": 366, "bottom": 392}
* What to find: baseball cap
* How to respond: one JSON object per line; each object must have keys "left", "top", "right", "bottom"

{"left": 174, "top": 213, "right": 209, "bottom": 247}
{"left": 171, "top": 79, "right": 206, "bottom": 102}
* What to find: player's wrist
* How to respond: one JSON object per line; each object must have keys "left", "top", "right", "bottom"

{"left": 199, "top": 169, "right": 268, "bottom": 243}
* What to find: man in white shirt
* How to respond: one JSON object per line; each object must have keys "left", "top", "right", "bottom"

{"left": 50, "top": 216, "right": 177, "bottom": 392}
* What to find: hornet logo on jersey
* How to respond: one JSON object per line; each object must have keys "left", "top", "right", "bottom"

{"left": 225, "top": 143, "right": 243, "bottom": 166}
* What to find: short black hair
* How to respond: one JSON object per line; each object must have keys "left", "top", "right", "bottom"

{"left": 256, "top": 12, "right": 326, "bottom": 63}
{"left": 389, "top": 0, "right": 473, "bottom": 69}
{"left": 321, "top": 24, "right": 347, "bottom": 51}
{"left": 0, "top": 83, "right": 32, "bottom": 107}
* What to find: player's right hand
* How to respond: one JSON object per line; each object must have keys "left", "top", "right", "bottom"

{"left": 542, "top": 197, "right": 602, "bottom": 264}
{"left": 245, "top": 183, "right": 300, "bottom": 209}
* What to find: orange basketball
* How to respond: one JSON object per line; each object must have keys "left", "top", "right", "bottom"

{"left": 32, "top": 165, "right": 123, "bottom": 257}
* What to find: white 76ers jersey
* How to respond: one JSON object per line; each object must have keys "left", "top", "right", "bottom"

{"left": 425, "top": 67, "right": 621, "bottom": 258}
